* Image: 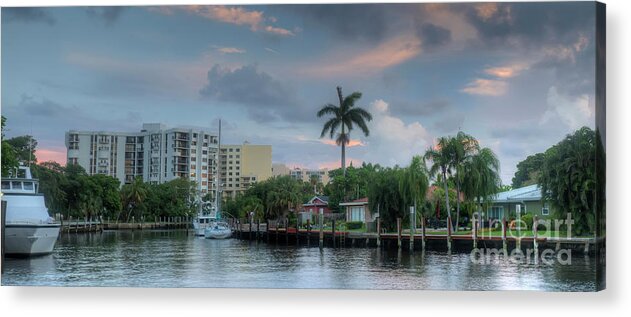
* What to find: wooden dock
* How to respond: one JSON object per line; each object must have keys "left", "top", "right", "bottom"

{"left": 232, "top": 219, "right": 602, "bottom": 255}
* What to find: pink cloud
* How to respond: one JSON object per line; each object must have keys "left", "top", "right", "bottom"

{"left": 183, "top": 5, "right": 294, "bottom": 36}
{"left": 484, "top": 63, "right": 528, "bottom": 79}
{"left": 317, "top": 158, "right": 363, "bottom": 170}
{"left": 36, "top": 148, "right": 66, "bottom": 165}
{"left": 461, "top": 79, "right": 508, "bottom": 96}
{"left": 302, "top": 34, "right": 421, "bottom": 77}
{"left": 320, "top": 139, "right": 365, "bottom": 148}
{"left": 215, "top": 46, "right": 246, "bottom": 54}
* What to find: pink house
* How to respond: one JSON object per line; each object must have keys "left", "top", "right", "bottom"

{"left": 302, "top": 196, "right": 331, "bottom": 214}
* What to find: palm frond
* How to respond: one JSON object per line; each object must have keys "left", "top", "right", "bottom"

{"left": 320, "top": 117, "right": 340, "bottom": 138}
{"left": 317, "top": 104, "right": 339, "bottom": 118}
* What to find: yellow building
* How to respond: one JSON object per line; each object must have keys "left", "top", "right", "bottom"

{"left": 220, "top": 142, "right": 272, "bottom": 198}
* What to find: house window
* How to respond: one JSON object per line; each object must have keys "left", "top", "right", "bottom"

{"left": 350, "top": 206, "right": 365, "bottom": 222}
{"left": 488, "top": 206, "right": 504, "bottom": 219}
{"left": 542, "top": 204, "right": 550, "bottom": 216}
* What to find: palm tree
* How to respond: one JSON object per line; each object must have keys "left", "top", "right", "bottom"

{"left": 399, "top": 156, "right": 429, "bottom": 228}
{"left": 424, "top": 137, "right": 455, "bottom": 232}
{"left": 462, "top": 147, "right": 501, "bottom": 228}
{"left": 121, "top": 177, "right": 148, "bottom": 222}
{"left": 309, "top": 174, "right": 320, "bottom": 195}
{"left": 451, "top": 132, "right": 479, "bottom": 231}
{"left": 317, "top": 86, "right": 372, "bottom": 177}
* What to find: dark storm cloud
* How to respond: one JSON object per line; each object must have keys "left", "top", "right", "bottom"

{"left": 20, "top": 95, "right": 69, "bottom": 117}
{"left": 458, "top": 2, "right": 595, "bottom": 49}
{"left": 416, "top": 23, "right": 451, "bottom": 49}
{"left": 282, "top": 4, "right": 409, "bottom": 43}
{"left": 390, "top": 100, "right": 451, "bottom": 117}
{"left": 84, "top": 7, "right": 126, "bottom": 26}
{"left": 200, "top": 64, "right": 309, "bottom": 123}
{"left": 2, "top": 7, "right": 55, "bottom": 25}
{"left": 4, "top": 94, "right": 141, "bottom": 143}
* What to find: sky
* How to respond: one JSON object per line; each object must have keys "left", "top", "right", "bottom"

{"left": 1, "top": 3, "right": 598, "bottom": 185}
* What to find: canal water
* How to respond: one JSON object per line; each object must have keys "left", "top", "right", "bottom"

{"left": 2, "top": 230, "right": 597, "bottom": 291}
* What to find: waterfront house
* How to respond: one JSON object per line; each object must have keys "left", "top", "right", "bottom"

{"left": 340, "top": 197, "right": 374, "bottom": 223}
{"left": 302, "top": 196, "right": 331, "bottom": 214}
{"left": 487, "top": 184, "right": 554, "bottom": 220}
{"left": 298, "top": 195, "right": 330, "bottom": 224}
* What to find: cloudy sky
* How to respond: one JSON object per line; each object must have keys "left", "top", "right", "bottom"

{"left": 1, "top": 3, "right": 598, "bottom": 184}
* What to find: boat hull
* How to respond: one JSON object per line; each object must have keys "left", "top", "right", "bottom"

{"left": 204, "top": 228, "right": 232, "bottom": 239}
{"left": 3, "top": 224, "right": 60, "bottom": 257}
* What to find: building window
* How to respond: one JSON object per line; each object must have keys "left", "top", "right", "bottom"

{"left": 350, "top": 207, "right": 365, "bottom": 222}
{"left": 542, "top": 204, "right": 550, "bottom": 216}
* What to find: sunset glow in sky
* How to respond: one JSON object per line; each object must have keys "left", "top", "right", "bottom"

{"left": 2, "top": 3, "right": 598, "bottom": 184}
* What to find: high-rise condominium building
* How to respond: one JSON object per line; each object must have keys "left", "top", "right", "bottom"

{"left": 272, "top": 163, "right": 330, "bottom": 185}
{"left": 66, "top": 123, "right": 219, "bottom": 195}
{"left": 220, "top": 142, "right": 272, "bottom": 198}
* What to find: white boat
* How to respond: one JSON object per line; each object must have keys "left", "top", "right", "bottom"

{"left": 193, "top": 213, "right": 215, "bottom": 236}
{"left": 1, "top": 166, "right": 60, "bottom": 257}
{"left": 203, "top": 221, "right": 232, "bottom": 239}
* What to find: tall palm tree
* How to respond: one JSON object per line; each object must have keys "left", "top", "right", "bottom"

{"left": 451, "top": 132, "right": 479, "bottom": 231}
{"left": 317, "top": 86, "right": 372, "bottom": 177}
{"left": 399, "top": 155, "right": 429, "bottom": 226}
{"left": 424, "top": 137, "right": 455, "bottom": 232}
{"left": 462, "top": 147, "right": 501, "bottom": 227}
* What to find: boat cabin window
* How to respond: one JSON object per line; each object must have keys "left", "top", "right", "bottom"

{"left": 11, "top": 181, "right": 22, "bottom": 190}
{"left": 23, "top": 182, "right": 34, "bottom": 191}
{"left": 1, "top": 181, "right": 9, "bottom": 190}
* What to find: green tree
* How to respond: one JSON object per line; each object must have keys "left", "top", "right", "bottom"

{"left": 512, "top": 152, "right": 545, "bottom": 188}
{"left": 239, "top": 196, "right": 264, "bottom": 221}
{"left": 462, "top": 147, "right": 501, "bottom": 224}
{"left": 539, "top": 127, "right": 597, "bottom": 236}
{"left": 368, "top": 167, "right": 404, "bottom": 231}
{"left": 265, "top": 176, "right": 302, "bottom": 219}
{"left": 1, "top": 116, "right": 18, "bottom": 175}
{"left": 31, "top": 162, "right": 67, "bottom": 216}
{"left": 121, "top": 177, "right": 148, "bottom": 222}
{"left": 6, "top": 135, "right": 37, "bottom": 165}
{"left": 399, "top": 156, "right": 429, "bottom": 226}
{"left": 424, "top": 137, "right": 455, "bottom": 230}
{"left": 317, "top": 86, "right": 372, "bottom": 177}
{"left": 91, "top": 174, "right": 122, "bottom": 220}
{"left": 450, "top": 131, "right": 479, "bottom": 230}
{"left": 309, "top": 174, "right": 320, "bottom": 195}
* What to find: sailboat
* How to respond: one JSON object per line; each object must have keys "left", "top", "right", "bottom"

{"left": 203, "top": 119, "right": 232, "bottom": 239}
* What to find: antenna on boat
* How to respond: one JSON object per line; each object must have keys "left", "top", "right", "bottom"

{"left": 215, "top": 119, "right": 222, "bottom": 220}
{"left": 28, "top": 117, "right": 33, "bottom": 167}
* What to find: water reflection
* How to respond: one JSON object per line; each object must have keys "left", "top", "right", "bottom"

{"left": 2, "top": 231, "right": 596, "bottom": 291}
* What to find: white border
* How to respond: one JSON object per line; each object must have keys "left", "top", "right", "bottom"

{"left": 1, "top": 0, "right": 629, "bottom": 316}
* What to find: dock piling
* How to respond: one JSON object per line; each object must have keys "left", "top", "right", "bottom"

{"left": 396, "top": 218, "right": 401, "bottom": 249}
{"left": 376, "top": 216, "right": 381, "bottom": 248}
{"left": 319, "top": 209, "right": 324, "bottom": 249}
{"left": 409, "top": 206, "right": 415, "bottom": 251}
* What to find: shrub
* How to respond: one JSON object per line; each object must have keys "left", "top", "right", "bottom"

{"left": 347, "top": 221, "right": 364, "bottom": 230}
{"left": 521, "top": 213, "right": 533, "bottom": 230}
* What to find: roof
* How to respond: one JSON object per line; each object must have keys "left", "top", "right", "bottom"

{"left": 339, "top": 197, "right": 369, "bottom": 206}
{"left": 303, "top": 195, "right": 329, "bottom": 206}
{"left": 491, "top": 184, "right": 542, "bottom": 202}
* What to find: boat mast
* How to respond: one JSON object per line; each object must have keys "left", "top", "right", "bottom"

{"left": 214, "top": 119, "right": 222, "bottom": 219}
